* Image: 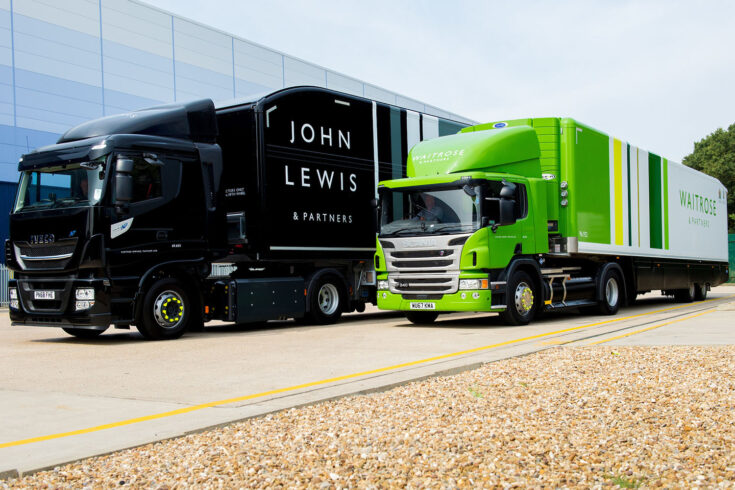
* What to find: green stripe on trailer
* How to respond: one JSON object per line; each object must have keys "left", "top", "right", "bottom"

{"left": 648, "top": 153, "right": 663, "bottom": 249}
{"left": 663, "top": 158, "right": 669, "bottom": 250}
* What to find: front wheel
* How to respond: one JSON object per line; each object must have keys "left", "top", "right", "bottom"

{"left": 137, "top": 279, "right": 193, "bottom": 340}
{"left": 62, "top": 327, "right": 107, "bottom": 339}
{"left": 499, "top": 271, "right": 538, "bottom": 325}
{"left": 305, "top": 275, "right": 344, "bottom": 324}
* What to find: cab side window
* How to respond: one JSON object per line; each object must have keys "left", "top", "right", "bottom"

{"left": 131, "top": 160, "right": 162, "bottom": 203}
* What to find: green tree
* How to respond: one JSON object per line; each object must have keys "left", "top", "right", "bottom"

{"left": 682, "top": 123, "right": 735, "bottom": 233}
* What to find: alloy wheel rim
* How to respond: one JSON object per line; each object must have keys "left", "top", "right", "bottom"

{"left": 153, "top": 290, "right": 185, "bottom": 329}
{"left": 514, "top": 281, "right": 534, "bottom": 315}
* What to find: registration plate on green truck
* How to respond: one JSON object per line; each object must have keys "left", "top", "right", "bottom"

{"left": 409, "top": 302, "right": 435, "bottom": 310}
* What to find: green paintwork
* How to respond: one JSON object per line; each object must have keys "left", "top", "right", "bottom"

{"left": 663, "top": 158, "right": 669, "bottom": 250}
{"left": 377, "top": 288, "right": 497, "bottom": 312}
{"left": 649, "top": 153, "right": 663, "bottom": 249}
{"left": 407, "top": 126, "right": 541, "bottom": 178}
{"left": 569, "top": 120, "right": 610, "bottom": 244}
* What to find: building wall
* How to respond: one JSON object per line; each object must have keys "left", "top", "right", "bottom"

{"left": 0, "top": 0, "right": 470, "bottom": 255}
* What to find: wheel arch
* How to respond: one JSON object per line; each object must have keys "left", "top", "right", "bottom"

{"left": 134, "top": 259, "right": 209, "bottom": 324}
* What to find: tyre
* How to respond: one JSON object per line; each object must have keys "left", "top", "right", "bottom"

{"left": 693, "top": 283, "right": 707, "bottom": 301}
{"left": 596, "top": 268, "right": 623, "bottom": 315}
{"left": 137, "top": 278, "right": 193, "bottom": 340}
{"left": 499, "top": 270, "right": 538, "bottom": 325}
{"left": 405, "top": 311, "right": 439, "bottom": 325}
{"left": 305, "top": 275, "right": 344, "bottom": 324}
{"left": 62, "top": 327, "right": 107, "bottom": 339}
{"left": 673, "top": 283, "right": 695, "bottom": 303}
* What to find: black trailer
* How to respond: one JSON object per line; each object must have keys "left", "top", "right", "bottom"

{"left": 6, "top": 87, "right": 467, "bottom": 339}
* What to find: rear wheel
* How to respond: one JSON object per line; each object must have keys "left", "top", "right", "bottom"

{"left": 137, "top": 279, "right": 193, "bottom": 340}
{"left": 694, "top": 283, "right": 708, "bottom": 301}
{"left": 499, "top": 271, "right": 538, "bottom": 325}
{"left": 596, "top": 268, "right": 623, "bottom": 315}
{"left": 405, "top": 311, "right": 439, "bottom": 325}
{"left": 305, "top": 275, "right": 344, "bottom": 324}
{"left": 673, "top": 283, "right": 695, "bottom": 303}
{"left": 62, "top": 327, "right": 107, "bottom": 339}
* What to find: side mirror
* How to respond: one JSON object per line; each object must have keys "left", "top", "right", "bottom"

{"left": 114, "top": 157, "right": 134, "bottom": 214}
{"left": 499, "top": 181, "right": 516, "bottom": 199}
{"left": 499, "top": 198, "right": 516, "bottom": 226}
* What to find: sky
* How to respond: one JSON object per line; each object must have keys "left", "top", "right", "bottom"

{"left": 145, "top": 0, "right": 735, "bottom": 163}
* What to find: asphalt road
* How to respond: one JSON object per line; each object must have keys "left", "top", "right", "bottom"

{"left": 1, "top": 286, "right": 734, "bottom": 477}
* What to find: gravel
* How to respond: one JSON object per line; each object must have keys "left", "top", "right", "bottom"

{"left": 5, "top": 346, "right": 735, "bottom": 488}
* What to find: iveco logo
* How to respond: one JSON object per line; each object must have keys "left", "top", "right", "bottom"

{"left": 30, "top": 233, "right": 55, "bottom": 244}
{"left": 403, "top": 238, "right": 436, "bottom": 248}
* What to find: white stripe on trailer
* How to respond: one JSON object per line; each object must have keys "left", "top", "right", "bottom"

{"left": 406, "top": 110, "right": 421, "bottom": 150}
{"left": 422, "top": 114, "right": 439, "bottom": 140}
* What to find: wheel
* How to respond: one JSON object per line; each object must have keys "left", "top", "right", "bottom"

{"left": 499, "top": 271, "right": 538, "bottom": 325}
{"left": 693, "top": 283, "right": 707, "bottom": 301}
{"left": 62, "top": 327, "right": 107, "bottom": 339}
{"left": 405, "top": 311, "right": 439, "bottom": 325}
{"left": 137, "top": 278, "right": 193, "bottom": 340}
{"left": 596, "top": 268, "right": 623, "bottom": 315}
{"left": 673, "top": 283, "right": 695, "bottom": 303}
{"left": 305, "top": 275, "right": 344, "bottom": 324}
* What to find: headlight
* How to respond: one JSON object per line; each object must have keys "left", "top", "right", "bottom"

{"left": 459, "top": 279, "right": 489, "bottom": 290}
{"left": 75, "top": 288, "right": 95, "bottom": 300}
{"left": 9, "top": 288, "right": 17, "bottom": 300}
{"left": 377, "top": 280, "right": 389, "bottom": 291}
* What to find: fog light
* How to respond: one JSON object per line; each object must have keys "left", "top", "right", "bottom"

{"left": 75, "top": 300, "right": 95, "bottom": 311}
{"left": 382, "top": 292, "right": 387, "bottom": 299}
{"left": 10, "top": 299, "right": 19, "bottom": 309}
{"left": 75, "top": 288, "right": 94, "bottom": 300}
{"left": 461, "top": 292, "right": 466, "bottom": 299}
{"left": 377, "top": 280, "right": 389, "bottom": 290}
{"left": 472, "top": 292, "right": 481, "bottom": 299}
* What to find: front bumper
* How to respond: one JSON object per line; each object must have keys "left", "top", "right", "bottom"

{"left": 8, "top": 277, "right": 113, "bottom": 329}
{"left": 376, "top": 289, "right": 503, "bottom": 312}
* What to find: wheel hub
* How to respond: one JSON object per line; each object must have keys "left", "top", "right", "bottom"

{"left": 605, "top": 278, "right": 619, "bottom": 306}
{"left": 318, "top": 283, "right": 339, "bottom": 316}
{"left": 153, "top": 290, "right": 184, "bottom": 329}
{"left": 514, "top": 282, "right": 534, "bottom": 314}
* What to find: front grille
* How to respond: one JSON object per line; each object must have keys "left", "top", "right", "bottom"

{"left": 13, "top": 238, "right": 77, "bottom": 270}
{"left": 392, "top": 259, "right": 453, "bottom": 269}
{"left": 391, "top": 250, "right": 453, "bottom": 258}
{"left": 383, "top": 233, "right": 469, "bottom": 295}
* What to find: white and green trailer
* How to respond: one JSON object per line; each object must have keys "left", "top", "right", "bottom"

{"left": 374, "top": 118, "right": 729, "bottom": 325}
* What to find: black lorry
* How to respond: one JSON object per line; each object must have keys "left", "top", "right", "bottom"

{"left": 6, "top": 86, "right": 466, "bottom": 339}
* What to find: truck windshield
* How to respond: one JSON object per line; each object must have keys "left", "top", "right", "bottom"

{"left": 14, "top": 158, "right": 106, "bottom": 213}
{"left": 379, "top": 186, "right": 482, "bottom": 237}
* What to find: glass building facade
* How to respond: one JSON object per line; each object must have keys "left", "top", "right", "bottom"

{"left": 0, "top": 0, "right": 470, "bottom": 251}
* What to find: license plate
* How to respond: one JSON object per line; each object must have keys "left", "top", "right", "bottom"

{"left": 410, "top": 302, "right": 435, "bottom": 310}
{"left": 33, "top": 290, "right": 55, "bottom": 300}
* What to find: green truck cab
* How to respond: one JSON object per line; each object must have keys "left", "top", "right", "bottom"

{"left": 375, "top": 118, "right": 729, "bottom": 325}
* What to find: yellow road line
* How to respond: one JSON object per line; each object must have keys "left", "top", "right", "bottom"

{"left": 1, "top": 295, "right": 732, "bottom": 449}
{"left": 588, "top": 309, "right": 715, "bottom": 345}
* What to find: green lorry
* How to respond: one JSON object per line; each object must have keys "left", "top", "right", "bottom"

{"left": 375, "top": 118, "right": 730, "bottom": 325}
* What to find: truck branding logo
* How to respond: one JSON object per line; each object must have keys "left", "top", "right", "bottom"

{"left": 542, "top": 173, "right": 556, "bottom": 180}
{"left": 493, "top": 122, "right": 507, "bottom": 128}
{"left": 30, "top": 233, "right": 55, "bottom": 244}
{"left": 412, "top": 149, "right": 465, "bottom": 165}
{"left": 284, "top": 166, "right": 357, "bottom": 192}
{"left": 678, "top": 190, "right": 716, "bottom": 216}
{"left": 402, "top": 238, "right": 436, "bottom": 248}
{"left": 289, "top": 121, "right": 350, "bottom": 149}
{"left": 111, "top": 218, "right": 134, "bottom": 239}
